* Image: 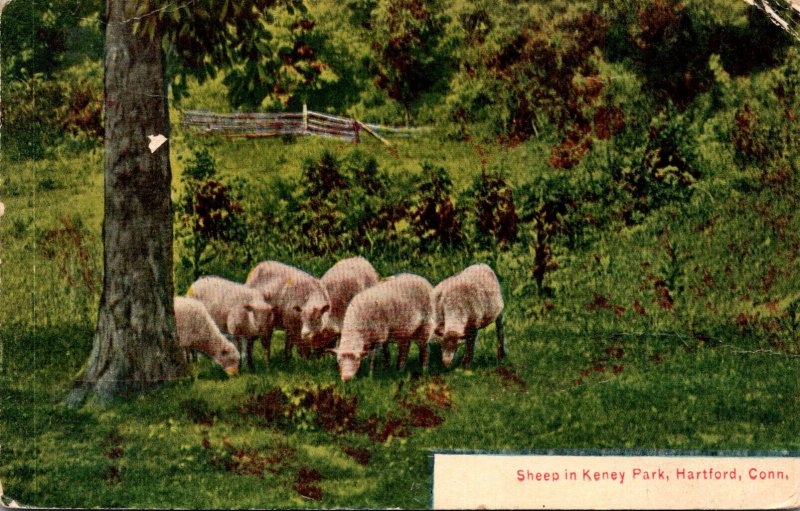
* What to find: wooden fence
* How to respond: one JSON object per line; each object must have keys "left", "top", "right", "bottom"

{"left": 181, "top": 106, "right": 431, "bottom": 146}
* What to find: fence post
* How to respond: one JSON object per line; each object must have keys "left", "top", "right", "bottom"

{"left": 303, "top": 102, "right": 308, "bottom": 134}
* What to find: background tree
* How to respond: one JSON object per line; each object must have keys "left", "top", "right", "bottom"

{"left": 368, "top": 0, "right": 450, "bottom": 125}
{"left": 0, "top": 0, "right": 104, "bottom": 158}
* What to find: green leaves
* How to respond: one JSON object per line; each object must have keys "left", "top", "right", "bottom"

{"left": 368, "top": 0, "right": 451, "bottom": 123}
{"left": 127, "top": 0, "right": 311, "bottom": 106}
{"left": 175, "top": 148, "right": 247, "bottom": 280}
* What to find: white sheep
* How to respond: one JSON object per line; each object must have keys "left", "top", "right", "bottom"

{"left": 311, "top": 256, "right": 380, "bottom": 350}
{"left": 174, "top": 296, "right": 240, "bottom": 375}
{"left": 187, "top": 276, "right": 274, "bottom": 369}
{"left": 332, "top": 273, "right": 434, "bottom": 382}
{"left": 432, "top": 263, "right": 505, "bottom": 369}
{"left": 245, "top": 260, "right": 331, "bottom": 359}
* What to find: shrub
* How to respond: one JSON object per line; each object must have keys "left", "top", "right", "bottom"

{"left": 408, "top": 163, "right": 464, "bottom": 249}
{"left": 444, "top": 6, "right": 611, "bottom": 170}
{"left": 2, "top": 63, "right": 103, "bottom": 160}
{"left": 461, "top": 170, "right": 518, "bottom": 248}
{"left": 249, "top": 150, "right": 416, "bottom": 259}
{"left": 175, "top": 148, "right": 247, "bottom": 280}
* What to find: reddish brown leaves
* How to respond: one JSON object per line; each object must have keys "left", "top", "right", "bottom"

{"left": 240, "top": 388, "right": 290, "bottom": 424}
{"left": 586, "top": 292, "right": 626, "bottom": 316}
{"left": 295, "top": 467, "right": 323, "bottom": 501}
{"left": 342, "top": 446, "right": 372, "bottom": 466}
{"left": 103, "top": 432, "right": 124, "bottom": 486}
{"left": 240, "top": 380, "right": 451, "bottom": 444}
{"left": 241, "top": 386, "right": 360, "bottom": 435}
{"left": 490, "top": 366, "right": 527, "bottom": 393}
{"left": 209, "top": 441, "right": 296, "bottom": 479}
{"left": 593, "top": 105, "right": 626, "bottom": 141}
{"left": 468, "top": 171, "right": 519, "bottom": 246}
{"left": 575, "top": 340, "right": 626, "bottom": 385}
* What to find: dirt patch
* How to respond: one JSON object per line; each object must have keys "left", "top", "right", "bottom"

{"left": 206, "top": 437, "right": 325, "bottom": 501}
{"left": 342, "top": 445, "right": 371, "bottom": 465}
{"left": 106, "top": 465, "right": 122, "bottom": 486}
{"left": 207, "top": 438, "right": 296, "bottom": 478}
{"left": 575, "top": 340, "right": 626, "bottom": 385}
{"left": 239, "top": 388, "right": 289, "bottom": 424}
{"left": 586, "top": 292, "right": 626, "bottom": 316}
{"left": 102, "top": 431, "right": 124, "bottom": 486}
{"left": 240, "top": 380, "right": 452, "bottom": 444}
{"left": 241, "top": 386, "right": 360, "bottom": 433}
{"left": 295, "top": 386, "right": 361, "bottom": 433}
{"left": 402, "top": 401, "right": 444, "bottom": 428}
{"left": 294, "top": 467, "right": 323, "bottom": 501}
{"left": 490, "top": 366, "right": 527, "bottom": 393}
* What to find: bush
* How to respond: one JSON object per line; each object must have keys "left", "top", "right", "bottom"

{"left": 1, "top": 63, "right": 103, "bottom": 160}
{"left": 408, "top": 163, "right": 464, "bottom": 249}
{"left": 460, "top": 170, "right": 518, "bottom": 248}
{"left": 444, "top": 5, "right": 610, "bottom": 165}
{"left": 175, "top": 148, "right": 247, "bottom": 281}
{"left": 245, "top": 150, "right": 417, "bottom": 259}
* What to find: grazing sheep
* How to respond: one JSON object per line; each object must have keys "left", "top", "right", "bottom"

{"left": 187, "top": 276, "right": 274, "bottom": 369}
{"left": 432, "top": 263, "right": 505, "bottom": 369}
{"left": 332, "top": 273, "right": 434, "bottom": 382}
{"left": 312, "top": 256, "right": 380, "bottom": 350}
{"left": 174, "top": 296, "right": 240, "bottom": 375}
{"left": 245, "top": 260, "right": 331, "bottom": 359}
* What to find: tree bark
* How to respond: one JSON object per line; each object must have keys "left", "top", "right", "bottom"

{"left": 67, "top": 0, "right": 187, "bottom": 406}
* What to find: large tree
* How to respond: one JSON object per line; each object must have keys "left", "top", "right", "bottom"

{"left": 67, "top": 0, "right": 183, "bottom": 404}
{"left": 68, "top": 0, "right": 303, "bottom": 406}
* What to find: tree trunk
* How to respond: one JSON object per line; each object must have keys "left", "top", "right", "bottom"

{"left": 67, "top": 0, "right": 186, "bottom": 406}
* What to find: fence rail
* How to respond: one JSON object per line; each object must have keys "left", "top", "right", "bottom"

{"left": 182, "top": 107, "right": 432, "bottom": 146}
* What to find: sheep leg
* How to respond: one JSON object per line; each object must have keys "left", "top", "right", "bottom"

{"left": 418, "top": 340, "right": 429, "bottom": 373}
{"left": 260, "top": 327, "right": 273, "bottom": 363}
{"left": 496, "top": 313, "right": 506, "bottom": 361}
{"left": 369, "top": 344, "right": 379, "bottom": 376}
{"left": 414, "top": 322, "right": 431, "bottom": 373}
{"left": 245, "top": 337, "right": 257, "bottom": 370}
{"left": 464, "top": 328, "right": 479, "bottom": 370}
{"left": 381, "top": 343, "right": 391, "bottom": 370}
{"left": 397, "top": 341, "right": 410, "bottom": 371}
{"left": 286, "top": 327, "right": 302, "bottom": 360}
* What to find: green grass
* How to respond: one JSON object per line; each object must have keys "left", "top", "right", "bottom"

{"left": 2, "top": 119, "right": 800, "bottom": 507}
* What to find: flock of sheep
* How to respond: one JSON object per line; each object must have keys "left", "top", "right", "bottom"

{"left": 174, "top": 257, "right": 506, "bottom": 382}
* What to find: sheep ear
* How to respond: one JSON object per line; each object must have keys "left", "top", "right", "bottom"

{"left": 247, "top": 303, "right": 271, "bottom": 311}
